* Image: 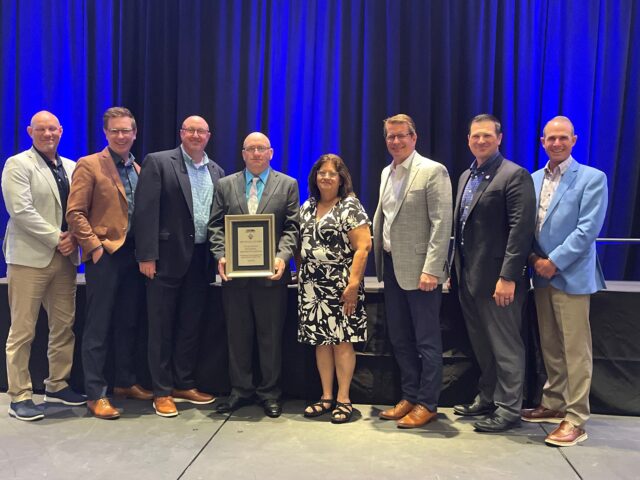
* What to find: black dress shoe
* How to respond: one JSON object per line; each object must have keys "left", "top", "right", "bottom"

{"left": 215, "top": 395, "right": 252, "bottom": 413}
{"left": 262, "top": 399, "right": 282, "bottom": 418}
{"left": 453, "top": 401, "right": 497, "bottom": 417}
{"left": 473, "top": 414, "right": 521, "bottom": 432}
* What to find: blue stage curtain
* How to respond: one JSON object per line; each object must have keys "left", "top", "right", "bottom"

{"left": 1, "top": 0, "right": 639, "bottom": 278}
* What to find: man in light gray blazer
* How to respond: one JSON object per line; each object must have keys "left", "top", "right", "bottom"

{"left": 373, "top": 114, "right": 453, "bottom": 428}
{"left": 2, "top": 111, "right": 84, "bottom": 422}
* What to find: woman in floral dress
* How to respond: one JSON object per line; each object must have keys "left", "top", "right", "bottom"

{"left": 298, "top": 154, "right": 371, "bottom": 423}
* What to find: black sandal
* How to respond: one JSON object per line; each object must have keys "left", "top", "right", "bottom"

{"left": 331, "top": 401, "right": 353, "bottom": 424}
{"left": 304, "top": 398, "right": 334, "bottom": 418}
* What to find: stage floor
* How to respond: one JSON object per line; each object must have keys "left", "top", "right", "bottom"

{"left": 1, "top": 394, "right": 638, "bottom": 479}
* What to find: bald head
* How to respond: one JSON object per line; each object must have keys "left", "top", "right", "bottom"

{"left": 543, "top": 116, "right": 575, "bottom": 137}
{"left": 27, "top": 111, "right": 63, "bottom": 160}
{"left": 30, "top": 110, "right": 60, "bottom": 128}
{"left": 180, "top": 115, "right": 211, "bottom": 162}
{"left": 540, "top": 116, "right": 577, "bottom": 168}
{"left": 242, "top": 132, "right": 273, "bottom": 175}
{"left": 182, "top": 115, "right": 209, "bottom": 130}
{"left": 243, "top": 132, "right": 270, "bottom": 147}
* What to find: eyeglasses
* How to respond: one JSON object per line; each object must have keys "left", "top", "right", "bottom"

{"left": 317, "top": 171, "right": 339, "bottom": 178}
{"left": 107, "top": 128, "right": 135, "bottom": 135}
{"left": 181, "top": 127, "right": 210, "bottom": 136}
{"left": 243, "top": 146, "right": 271, "bottom": 153}
{"left": 385, "top": 132, "right": 413, "bottom": 142}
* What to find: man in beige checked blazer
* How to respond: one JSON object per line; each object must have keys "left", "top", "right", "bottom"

{"left": 373, "top": 114, "right": 453, "bottom": 429}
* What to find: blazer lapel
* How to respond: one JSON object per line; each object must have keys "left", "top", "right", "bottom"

{"left": 466, "top": 154, "right": 503, "bottom": 217}
{"left": 234, "top": 172, "right": 249, "bottom": 214}
{"left": 169, "top": 149, "right": 194, "bottom": 217}
{"left": 31, "top": 149, "right": 62, "bottom": 207}
{"left": 62, "top": 160, "right": 75, "bottom": 184}
{"left": 393, "top": 156, "right": 421, "bottom": 217}
{"left": 380, "top": 166, "right": 391, "bottom": 196}
{"left": 206, "top": 162, "right": 221, "bottom": 185}
{"left": 533, "top": 171, "right": 544, "bottom": 209}
{"left": 257, "top": 170, "right": 279, "bottom": 214}
{"left": 99, "top": 148, "right": 127, "bottom": 203}
{"left": 454, "top": 169, "right": 470, "bottom": 221}
{"left": 541, "top": 159, "right": 579, "bottom": 229}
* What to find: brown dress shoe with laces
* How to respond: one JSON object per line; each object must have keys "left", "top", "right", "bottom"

{"left": 172, "top": 388, "right": 215, "bottom": 405}
{"left": 153, "top": 396, "right": 178, "bottom": 417}
{"left": 545, "top": 420, "right": 588, "bottom": 447}
{"left": 521, "top": 405, "right": 564, "bottom": 423}
{"left": 379, "top": 399, "right": 416, "bottom": 420}
{"left": 397, "top": 404, "right": 437, "bottom": 429}
{"left": 113, "top": 384, "right": 153, "bottom": 401}
{"left": 87, "top": 398, "right": 120, "bottom": 419}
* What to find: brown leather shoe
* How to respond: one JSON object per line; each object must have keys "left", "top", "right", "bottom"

{"left": 379, "top": 399, "right": 415, "bottom": 420}
{"left": 397, "top": 404, "right": 437, "bottom": 429}
{"left": 172, "top": 388, "right": 215, "bottom": 405}
{"left": 545, "top": 420, "right": 588, "bottom": 447}
{"left": 87, "top": 398, "right": 120, "bottom": 419}
{"left": 153, "top": 396, "right": 178, "bottom": 417}
{"left": 521, "top": 405, "right": 564, "bottom": 424}
{"left": 113, "top": 384, "right": 153, "bottom": 401}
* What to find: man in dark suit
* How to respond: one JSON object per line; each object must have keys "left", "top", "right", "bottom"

{"left": 451, "top": 114, "right": 536, "bottom": 432}
{"left": 209, "top": 132, "right": 299, "bottom": 418}
{"left": 134, "top": 115, "right": 224, "bottom": 417}
{"left": 67, "top": 107, "right": 153, "bottom": 420}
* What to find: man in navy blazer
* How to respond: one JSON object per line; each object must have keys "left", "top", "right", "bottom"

{"left": 521, "top": 116, "right": 608, "bottom": 447}
{"left": 452, "top": 114, "right": 536, "bottom": 432}
{"left": 134, "top": 115, "right": 224, "bottom": 417}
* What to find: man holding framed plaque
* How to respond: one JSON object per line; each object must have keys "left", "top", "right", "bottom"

{"left": 209, "top": 132, "right": 299, "bottom": 418}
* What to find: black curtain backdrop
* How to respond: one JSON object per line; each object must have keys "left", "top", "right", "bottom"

{"left": 1, "top": 0, "right": 639, "bottom": 278}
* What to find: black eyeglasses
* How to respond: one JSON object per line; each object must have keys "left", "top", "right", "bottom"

{"left": 181, "top": 127, "right": 210, "bottom": 136}
{"left": 107, "top": 128, "right": 135, "bottom": 135}
{"left": 385, "top": 133, "right": 413, "bottom": 142}
{"left": 243, "top": 146, "right": 271, "bottom": 153}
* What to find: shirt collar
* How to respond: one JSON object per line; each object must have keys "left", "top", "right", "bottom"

{"left": 108, "top": 147, "right": 135, "bottom": 167}
{"left": 544, "top": 155, "right": 572, "bottom": 177}
{"left": 180, "top": 144, "right": 210, "bottom": 167}
{"left": 33, "top": 147, "right": 61, "bottom": 166}
{"left": 245, "top": 167, "right": 270, "bottom": 185}
{"left": 391, "top": 150, "right": 415, "bottom": 174}
{"left": 470, "top": 151, "right": 500, "bottom": 174}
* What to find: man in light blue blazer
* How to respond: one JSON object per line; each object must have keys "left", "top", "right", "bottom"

{"left": 522, "top": 116, "right": 608, "bottom": 447}
{"left": 2, "top": 111, "right": 84, "bottom": 421}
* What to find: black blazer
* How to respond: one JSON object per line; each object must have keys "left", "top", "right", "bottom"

{"left": 133, "top": 147, "right": 225, "bottom": 278}
{"left": 452, "top": 153, "right": 536, "bottom": 298}
{"left": 208, "top": 168, "right": 300, "bottom": 288}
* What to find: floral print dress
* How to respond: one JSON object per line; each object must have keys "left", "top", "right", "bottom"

{"left": 297, "top": 196, "right": 371, "bottom": 345}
